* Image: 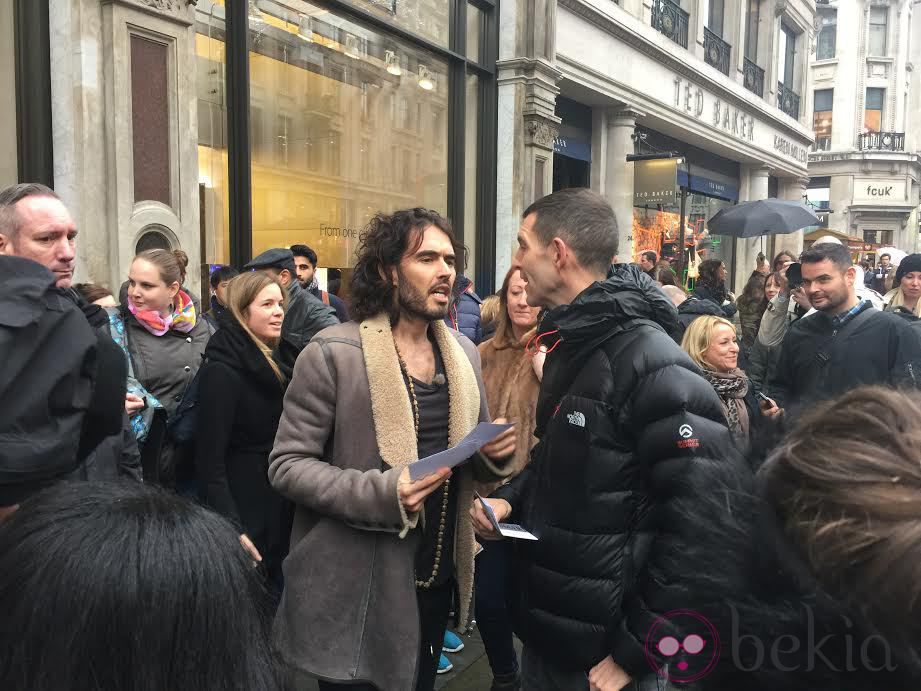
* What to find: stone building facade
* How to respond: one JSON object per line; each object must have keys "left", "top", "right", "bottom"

{"left": 808, "top": 0, "right": 921, "bottom": 257}
{"left": 496, "top": 0, "right": 817, "bottom": 290}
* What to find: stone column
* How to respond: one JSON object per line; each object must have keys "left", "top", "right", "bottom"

{"left": 51, "top": 0, "right": 199, "bottom": 291}
{"left": 782, "top": 176, "right": 810, "bottom": 256}
{"left": 494, "top": 0, "right": 562, "bottom": 288}
{"left": 604, "top": 109, "right": 643, "bottom": 262}
{"left": 733, "top": 165, "right": 771, "bottom": 290}
{"left": 495, "top": 58, "right": 561, "bottom": 284}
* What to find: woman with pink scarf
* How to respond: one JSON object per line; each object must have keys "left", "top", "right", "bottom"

{"left": 116, "top": 249, "right": 210, "bottom": 487}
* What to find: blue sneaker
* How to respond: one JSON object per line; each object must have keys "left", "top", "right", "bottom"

{"left": 442, "top": 630, "right": 465, "bottom": 653}
{"left": 437, "top": 653, "right": 454, "bottom": 674}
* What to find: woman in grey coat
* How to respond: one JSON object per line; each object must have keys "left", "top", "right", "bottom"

{"left": 120, "top": 249, "right": 210, "bottom": 486}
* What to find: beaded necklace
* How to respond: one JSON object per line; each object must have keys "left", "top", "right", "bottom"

{"left": 394, "top": 340, "right": 451, "bottom": 590}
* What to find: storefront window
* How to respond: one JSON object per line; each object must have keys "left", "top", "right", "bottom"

{"left": 633, "top": 194, "right": 734, "bottom": 285}
{"left": 196, "top": 1, "right": 232, "bottom": 266}
{"left": 247, "top": 0, "right": 448, "bottom": 267}
{"left": 467, "top": 4, "right": 483, "bottom": 62}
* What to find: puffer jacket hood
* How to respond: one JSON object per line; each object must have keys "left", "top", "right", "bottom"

{"left": 205, "top": 317, "right": 284, "bottom": 393}
{"left": 541, "top": 263, "right": 680, "bottom": 348}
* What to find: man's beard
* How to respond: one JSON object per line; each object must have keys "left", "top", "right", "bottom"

{"left": 396, "top": 270, "right": 450, "bottom": 322}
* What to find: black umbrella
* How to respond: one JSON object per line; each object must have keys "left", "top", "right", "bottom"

{"left": 707, "top": 199, "right": 820, "bottom": 239}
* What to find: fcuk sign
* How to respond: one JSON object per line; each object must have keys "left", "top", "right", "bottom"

{"left": 854, "top": 178, "right": 907, "bottom": 204}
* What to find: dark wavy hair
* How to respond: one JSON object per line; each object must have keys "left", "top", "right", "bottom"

{"left": 350, "top": 208, "right": 463, "bottom": 322}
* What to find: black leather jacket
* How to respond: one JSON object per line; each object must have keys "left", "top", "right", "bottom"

{"left": 276, "top": 280, "right": 339, "bottom": 377}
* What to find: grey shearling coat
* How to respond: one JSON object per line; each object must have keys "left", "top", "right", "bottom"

{"left": 268, "top": 315, "right": 509, "bottom": 691}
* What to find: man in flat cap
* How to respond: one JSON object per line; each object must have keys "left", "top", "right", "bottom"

{"left": 245, "top": 248, "right": 339, "bottom": 376}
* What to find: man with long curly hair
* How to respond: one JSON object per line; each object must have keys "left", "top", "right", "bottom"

{"left": 268, "top": 208, "right": 515, "bottom": 691}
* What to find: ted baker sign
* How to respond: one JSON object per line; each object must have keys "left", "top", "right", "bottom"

{"left": 673, "top": 77, "right": 755, "bottom": 142}
{"left": 853, "top": 178, "right": 907, "bottom": 204}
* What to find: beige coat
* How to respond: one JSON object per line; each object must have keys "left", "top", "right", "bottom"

{"left": 477, "top": 331, "right": 540, "bottom": 494}
{"left": 268, "top": 315, "right": 508, "bottom": 691}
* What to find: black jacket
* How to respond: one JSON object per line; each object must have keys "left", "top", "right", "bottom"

{"left": 674, "top": 296, "right": 725, "bottom": 342}
{"left": 0, "top": 257, "right": 127, "bottom": 504}
{"left": 63, "top": 290, "right": 142, "bottom": 482}
{"left": 767, "top": 302, "right": 921, "bottom": 410}
{"left": 195, "top": 319, "right": 292, "bottom": 573}
{"left": 308, "top": 284, "right": 350, "bottom": 323}
{"left": 692, "top": 283, "right": 737, "bottom": 319}
{"left": 276, "top": 280, "right": 339, "bottom": 377}
{"left": 493, "top": 264, "right": 737, "bottom": 676}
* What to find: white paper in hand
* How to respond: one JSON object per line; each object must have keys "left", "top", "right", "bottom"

{"left": 475, "top": 493, "right": 538, "bottom": 541}
{"left": 408, "top": 422, "right": 514, "bottom": 481}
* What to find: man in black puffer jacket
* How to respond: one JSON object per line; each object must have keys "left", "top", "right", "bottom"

{"left": 472, "top": 189, "right": 739, "bottom": 690}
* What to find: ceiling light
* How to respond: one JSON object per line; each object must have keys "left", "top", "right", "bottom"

{"left": 418, "top": 64, "right": 435, "bottom": 91}
{"left": 297, "top": 14, "right": 313, "bottom": 41}
{"left": 385, "top": 50, "right": 402, "bottom": 76}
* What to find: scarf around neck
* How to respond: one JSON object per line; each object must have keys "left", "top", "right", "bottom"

{"left": 701, "top": 368, "right": 749, "bottom": 442}
{"left": 128, "top": 289, "right": 197, "bottom": 336}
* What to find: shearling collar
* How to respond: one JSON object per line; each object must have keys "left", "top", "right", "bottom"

{"left": 359, "top": 313, "right": 480, "bottom": 468}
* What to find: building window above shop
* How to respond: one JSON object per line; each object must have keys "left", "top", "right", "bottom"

{"left": 707, "top": 0, "right": 725, "bottom": 37}
{"left": 744, "top": 0, "right": 761, "bottom": 62}
{"left": 864, "top": 229, "right": 893, "bottom": 246}
{"left": 868, "top": 6, "right": 889, "bottom": 57}
{"left": 816, "top": 8, "right": 837, "bottom": 60}
{"left": 813, "top": 89, "right": 833, "bottom": 151}
{"left": 865, "top": 87, "right": 885, "bottom": 132}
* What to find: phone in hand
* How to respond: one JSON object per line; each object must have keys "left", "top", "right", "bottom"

{"left": 756, "top": 391, "right": 771, "bottom": 403}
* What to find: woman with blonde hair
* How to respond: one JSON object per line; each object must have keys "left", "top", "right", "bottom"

{"left": 681, "top": 315, "right": 775, "bottom": 447}
{"left": 475, "top": 266, "right": 542, "bottom": 690}
{"left": 195, "top": 271, "right": 292, "bottom": 597}
{"left": 884, "top": 253, "right": 921, "bottom": 319}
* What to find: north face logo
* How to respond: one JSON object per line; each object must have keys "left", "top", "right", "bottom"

{"left": 567, "top": 412, "right": 586, "bottom": 428}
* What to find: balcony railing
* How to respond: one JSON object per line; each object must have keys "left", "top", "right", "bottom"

{"left": 858, "top": 131, "right": 905, "bottom": 151}
{"left": 703, "top": 27, "right": 731, "bottom": 75}
{"left": 777, "top": 82, "right": 800, "bottom": 119}
{"left": 742, "top": 57, "right": 764, "bottom": 97}
{"left": 651, "top": 0, "right": 689, "bottom": 49}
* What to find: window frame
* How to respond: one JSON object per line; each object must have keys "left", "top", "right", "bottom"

{"left": 816, "top": 7, "right": 837, "bottom": 60}
{"left": 868, "top": 6, "right": 889, "bottom": 57}
{"left": 222, "top": 0, "right": 500, "bottom": 291}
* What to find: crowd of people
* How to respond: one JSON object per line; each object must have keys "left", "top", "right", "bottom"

{"left": 3, "top": 181, "right": 921, "bottom": 691}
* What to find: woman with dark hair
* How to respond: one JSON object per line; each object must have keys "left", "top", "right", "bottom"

{"left": 475, "top": 266, "right": 542, "bottom": 689}
{"left": 692, "top": 259, "right": 737, "bottom": 318}
{"left": 111, "top": 249, "right": 210, "bottom": 487}
{"left": 654, "top": 265, "right": 680, "bottom": 288}
{"left": 0, "top": 481, "right": 280, "bottom": 691}
{"left": 195, "top": 272, "right": 291, "bottom": 598}
{"left": 736, "top": 271, "right": 771, "bottom": 352}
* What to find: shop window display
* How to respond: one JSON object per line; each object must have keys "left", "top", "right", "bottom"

{"left": 633, "top": 194, "right": 734, "bottom": 287}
